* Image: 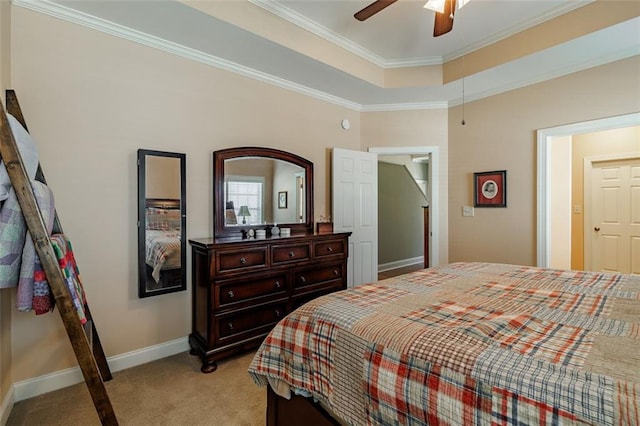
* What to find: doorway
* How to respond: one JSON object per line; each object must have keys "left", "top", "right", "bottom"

{"left": 369, "top": 146, "right": 440, "bottom": 268}
{"left": 536, "top": 112, "right": 640, "bottom": 268}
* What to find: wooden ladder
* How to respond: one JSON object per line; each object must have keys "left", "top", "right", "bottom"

{"left": 0, "top": 90, "right": 118, "bottom": 425}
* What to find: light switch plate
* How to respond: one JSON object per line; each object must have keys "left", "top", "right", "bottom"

{"left": 462, "top": 206, "right": 474, "bottom": 217}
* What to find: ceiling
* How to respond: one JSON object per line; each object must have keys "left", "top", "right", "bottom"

{"left": 26, "top": 0, "right": 640, "bottom": 110}
{"left": 260, "top": 0, "right": 587, "bottom": 65}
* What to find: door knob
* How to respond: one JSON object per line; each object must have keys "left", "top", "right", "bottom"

{"left": 594, "top": 227, "right": 600, "bottom": 232}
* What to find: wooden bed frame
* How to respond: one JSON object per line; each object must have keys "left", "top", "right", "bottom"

{"left": 145, "top": 197, "right": 180, "bottom": 210}
{"left": 266, "top": 386, "right": 341, "bottom": 426}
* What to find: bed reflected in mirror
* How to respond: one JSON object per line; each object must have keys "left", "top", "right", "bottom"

{"left": 137, "top": 149, "right": 186, "bottom": 298}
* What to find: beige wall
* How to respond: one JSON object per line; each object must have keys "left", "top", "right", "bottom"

{"left": 378, "top": 162, "right": 427, "bottom": 265}
{"left": 361, "top": 109, "right": 449, "bottom": 264}
{"left": 0, "top": 0, "right": 9, "bottom": 96}
{"left": 7, "top": 7, "right": 364, "bottom": 381}
{"left": 0, "top": 0, "right": 13, "bottom": 411}
{"left": 571, "top": 126, "right": 640, "bottom": 270}
{"left": 449, "top": 56, "right": 640, "bottom": 265}
{"left": 145, "top": 155, "right": 181, "bottom": 200}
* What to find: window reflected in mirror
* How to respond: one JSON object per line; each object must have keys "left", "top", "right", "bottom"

{"left": 137, "top": 149, "right": 186, "bottom": 298}
{"left": 213, "top": 147, "right": 314, "bottom": 238}
{"left": 223, "top": 157, "right": 305, "bottom": 226}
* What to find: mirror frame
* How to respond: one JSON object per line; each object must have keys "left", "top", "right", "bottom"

{"left": 214, "top": 147, "right": 313, "bottom": 238}
{"left": 137, "top": 149, "right": 187, "bottom": 298}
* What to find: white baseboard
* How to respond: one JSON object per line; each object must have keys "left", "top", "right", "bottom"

{"left": 12, "top": 336, "right": 189, "bottom": 403}
{"left": 0, "top": 384, "right": 15, "bottom": 426}
{"left": 378, "top": 256, "right": 424, "bottom": 273}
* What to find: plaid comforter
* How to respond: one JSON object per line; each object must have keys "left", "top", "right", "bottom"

{"left": 145, "top": 230, "right": 181, "bottom": 282}
{"left": 248, "top": 262, "right": 640, "bottom": 425}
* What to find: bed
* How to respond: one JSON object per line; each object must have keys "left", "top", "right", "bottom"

{"left": 144, "top": 199, "right": 182, "bottom": 286}
{"left": 248, "top": 262, "right": 640, "bottom": 425}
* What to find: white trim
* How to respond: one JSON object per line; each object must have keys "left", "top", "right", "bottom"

{"left": 378, "top": 257, "right": 424, "bottom": 273}
{"left": 12, "top": 336, "right": 189, "bottom": 402}
{"left": 536, "top": 113, "right": 640, "bottom": 267}
{"left": 362, "top": 102, "right": 449, "bottom": 112}
{"left": 369, "top": 146, "right": 440, "bottom": 267}
{"left": 12, "top": 0, "right": 623, "bottom": 115}
{"left": 13, "top": 0, "right": 450, "bottom": 113}
{"left": 0, "top": 384, "right": 15, "bottom": 425}
{"left": 11, "top": 0, "right": 363, "bottom": 112}
{"left": 251, "top": 0, "right": 592, "bottom": 67}
{"left": 249, "top": 0, "right": 442, "bottom": 68}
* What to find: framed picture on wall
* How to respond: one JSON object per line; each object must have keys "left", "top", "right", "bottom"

{"left": 278, "top": 191, "right": 288, "bottom": 209}
{"left": 474, "top": 170, "right": 507, "bottom": 207}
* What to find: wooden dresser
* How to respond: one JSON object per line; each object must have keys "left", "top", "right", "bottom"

{"left": 188, "top": 232, "right": 351, "bottom": 373}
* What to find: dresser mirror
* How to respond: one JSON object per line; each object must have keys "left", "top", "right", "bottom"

{"left": 137, "top": 149, "right": 186, "bottom": 298}
{"left": 213, "top": 147, "right": 313, "bottom": 238}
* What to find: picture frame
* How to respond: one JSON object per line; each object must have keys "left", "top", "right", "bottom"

{"left": 278, "top": 191, "right": 288, "bottom": 209}
{"left": 474, "top": 170, "right": 507, "bottom": 207}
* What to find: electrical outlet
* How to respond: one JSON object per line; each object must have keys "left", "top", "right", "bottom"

{"left": 462, "top": 206, "right": 474, "bottom": 217}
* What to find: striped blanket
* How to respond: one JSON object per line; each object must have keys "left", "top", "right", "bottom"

{"left": 248, "top": 262, "right": 640, "bottom": 425}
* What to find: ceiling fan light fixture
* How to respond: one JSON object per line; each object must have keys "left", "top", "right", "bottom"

{"left": 423, "top": 0, "right": 445, "bottom": 14}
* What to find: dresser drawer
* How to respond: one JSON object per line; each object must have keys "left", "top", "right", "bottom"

{"left": 291, "top": 283, "right": 344, "bottom": 311}
{"left": 215, "top": 273, "right": 287, "bottom": 309}
{"left": 272, "top": 243, "right": 311, "bottom": 265}
{"left": 214, "top": 301, "right": 287, "bottom": 343}
{"left": 313, "top": 239, "right": 346, "bottom": 259}
{"left": 214, "top": 247, "right": 267, "bottom": 275}
{"left": 294, "top": 263, "right": 344, "bottom": 289}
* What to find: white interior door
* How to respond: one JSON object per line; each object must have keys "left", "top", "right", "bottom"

{"left": 332, "top": 148, "right": 378, "bottom": 288}
{"left": 587, "top": 158, "right": 640, "bottom": 274}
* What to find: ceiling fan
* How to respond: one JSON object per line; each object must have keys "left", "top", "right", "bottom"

{"left": 354, "top": 0, "right": 464, "bottom": 37}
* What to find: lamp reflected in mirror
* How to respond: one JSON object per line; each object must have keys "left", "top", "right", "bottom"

{"left": 213, "top": 147, "right": 314, "bottom": 238}
{"left": 238, "top": 205, "right": 251, "bottom": 224}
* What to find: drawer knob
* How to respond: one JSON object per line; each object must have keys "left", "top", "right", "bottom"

{"left": 227, "top": 290, "right": 234, "bottom": 298}
{"left": 300, "top": 276, "right": 306, "bottom": 283}
{"left": 239, "top": 257, "right": 247, "bottom": 264}
{"left": 333, "top": 270, "right": 339, "bottom": 276}
{"left": 275, "top": 281, "right": 281, "bottom": 288}
{"left": 275, "top": 309, "right": 281, "bottom": 317}
{"left": 228, "top": 322, "right": 234, "bottom": 330}
{"left": 289, "top": 251, "right": 295, "bottom": 258}
{"left": 327, "top": 246, "right": 333, "bottom": 252}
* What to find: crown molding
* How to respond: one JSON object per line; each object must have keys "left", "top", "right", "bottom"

{"left": 11, "top": 0, "right": 632, "bottom": 114}
{"left": 12, "top": 0, "right": 364, "bottom": 111}
{"left": 443, "top": 0, "right": 595, "bottom": 61}
{"left": 249, "top": 0, "right": 443, "bottom": 68}
{"left": 362, "top": 101, "right": 448, "bottom": 112}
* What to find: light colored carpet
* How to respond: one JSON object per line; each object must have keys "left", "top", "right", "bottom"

{"left": 7, "top": 350, "right": 265, "bottom": 425}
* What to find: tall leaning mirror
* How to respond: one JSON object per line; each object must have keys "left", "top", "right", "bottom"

{"left": 137, "top": 149, "right": 186, "bottom": 298}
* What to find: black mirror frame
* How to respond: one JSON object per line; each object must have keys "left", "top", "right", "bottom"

{"left": 213, "top": 147, "right": 313, "bottom": 239}
{"left": 137, "top": 149, "right": 187, "bottom": 298}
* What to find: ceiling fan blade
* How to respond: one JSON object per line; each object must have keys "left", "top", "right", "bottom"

{"left": 354, "top": 0, "right": 399, "bottom": 21}
{"left": 433, "top": 0, "right": 456, "bottom": 37}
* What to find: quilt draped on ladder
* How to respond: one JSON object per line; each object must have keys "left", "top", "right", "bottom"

{"left": 0, "top": 113, "right": 87, "bottom": 323}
